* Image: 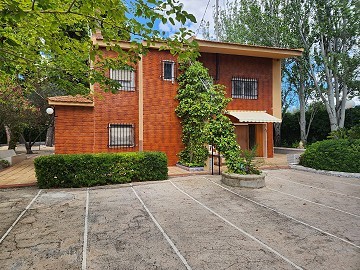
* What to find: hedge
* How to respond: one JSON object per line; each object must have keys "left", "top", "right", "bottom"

{"left": 299, "top": 139, "right": 360, "bottom": 173}
{"left": 34, "top": 152, "right": 168, "bottom": 188}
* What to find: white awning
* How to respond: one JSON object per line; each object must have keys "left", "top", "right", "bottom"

{"left": 226, "top": 111, "right": 282, "bottom": 123}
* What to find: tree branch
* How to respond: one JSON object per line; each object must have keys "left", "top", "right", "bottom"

{"left": 67, "top": 0, "right": 77, "bottom": 12}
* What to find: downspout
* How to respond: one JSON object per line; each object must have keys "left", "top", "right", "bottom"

{"left": 138, "top": 55, "right": 144, "bottom": 151}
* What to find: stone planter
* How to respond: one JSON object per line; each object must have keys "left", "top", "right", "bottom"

{"left": 176, "top": 163, "right": 204, "bottom": 172}
{"left": 221, "top": 172, "right": 266, "bottom": 188}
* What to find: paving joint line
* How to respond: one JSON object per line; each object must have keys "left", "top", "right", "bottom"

{"left": 82, "top": 188, "right": 90, "bottom": 270}
{"left": 272, "top": 176, "right": 360, "bottom": 200}
{"left": 205, "top": 177, "right": 360, "bottom": 250}
{"left": 266, "top": 186, "right": 360, "bottom": 218}
{"left": 131, "top": 185, "right": 192, "bottom": 270}
{"left": 169, "top": 180, "right": 303, "bottom": 270}
{"left": 0, "top": 190, "right": 42, "bottom": 244}
{"left": 288, "top": 170, "right": 360, "bottom": 187}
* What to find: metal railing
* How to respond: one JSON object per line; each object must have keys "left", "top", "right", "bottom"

{"left": 231, "top": 77, "right": 258, "bottom": 99}
{"left": 108, "top": 123, "right": 135, "bottom": 147}
{"left": 110, "top": 69, "right": 135, "bottom": 91}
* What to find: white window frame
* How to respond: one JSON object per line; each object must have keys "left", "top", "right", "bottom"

{"left": 110, "top": 68, "right": 135, "bottom": 91}
{"left": 162, "top": 60, "right": 175, "bottom": 82}
{"left": 108, "top": 124, "right": 135, "bottom": 147}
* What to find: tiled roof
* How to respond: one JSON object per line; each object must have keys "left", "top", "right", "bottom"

{"left": 48, "top": 95, "right": 93, "bottom": 103}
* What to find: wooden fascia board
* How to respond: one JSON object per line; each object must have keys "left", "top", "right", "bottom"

{"left": 48, "top": 101, "right": 94, "bottom": 107}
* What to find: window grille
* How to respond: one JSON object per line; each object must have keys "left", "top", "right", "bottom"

{"left": 231, "top": 77, "right": 258, "bottom": 99}
{"left": 110, "top": 69, "right": 135, "bottom": 91}
{"left": 108, "top": 124, "right": 135, "bottom": 147}
{"left": 162, "top": 61, "right": 175, "bottom": 81}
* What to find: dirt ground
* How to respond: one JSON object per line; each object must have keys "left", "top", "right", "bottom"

{"left": 0, "top": 169, "right": 359, "bottom": 269}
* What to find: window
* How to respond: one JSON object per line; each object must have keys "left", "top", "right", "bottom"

{"left": 231, "top": 77, "right": 258, "bottom": 99}
{"left": 162, "top": 61, "right": 175, "bottom": 81}
{"left": 110, "top": 69, "right": 135, "bottom": 91}
{"left": 108, "top": 124, "right": 135, "bottom": 147}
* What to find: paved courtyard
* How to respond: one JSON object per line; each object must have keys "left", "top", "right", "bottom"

{"left": 0, "top": 169, "right": 359, "bottom": 269}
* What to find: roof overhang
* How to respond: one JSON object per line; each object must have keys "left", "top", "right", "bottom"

{"left": 48, "top": 95, "right": 94, "bottom": 107}
{"left": 193, "top": 38, "right": 303, "bottom": 59}
{"left": 48, "top": 101, "right": 94, "bottom": 107}
{"left": 226, "top": 111, "right": 282, "bottom": 123}
{"left": 91, "top": 34, "right": 303, "bottom": 59}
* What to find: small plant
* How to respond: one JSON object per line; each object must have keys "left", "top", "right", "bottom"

{"left": 0, "top": 159, "right": 10, "bottom": 169}
{"left": 240, "top": 147, "right": 261, "bottom": 175}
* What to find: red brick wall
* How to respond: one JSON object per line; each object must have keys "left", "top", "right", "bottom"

{"left": 92, "top": 49, "right": 139, "bottom": 153}
{"left": 54, "top": 106, "right": 95, "bottom": 154}
{"left": 54, "top": 49, "right": 275, "bottom": 162}
{"left": 142, "top": 50, "right": 182, "bottom": 165}
{"left": 199, "top": 53, "right": 274, "bottom": 157}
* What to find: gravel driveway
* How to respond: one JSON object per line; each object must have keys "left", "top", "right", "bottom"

{"left": 0, "top": 169, "right": 359, "bottom": 269}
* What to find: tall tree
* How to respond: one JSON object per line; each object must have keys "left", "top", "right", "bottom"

{"left": 210, "top": 0, "right": 359, "bottom": 145}
{"left": 0, "top": 0, "right": 198, "bottom": 150}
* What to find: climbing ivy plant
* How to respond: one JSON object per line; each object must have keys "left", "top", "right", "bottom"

{"left": 176, "top": 60, "right": 260, "bottom": 174}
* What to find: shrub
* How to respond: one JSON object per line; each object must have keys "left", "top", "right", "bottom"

{"left": 34, "top": 152, "right": 168, "bottom": 188}
{"left": 299, "top": 139, "right": 360, "bottom": 173}
{"left": 0, "top": 159, "right": 10, "bottom": 169}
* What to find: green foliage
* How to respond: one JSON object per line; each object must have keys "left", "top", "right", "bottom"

{"left": 34, "top": 152, "right": 168, "bottom": 188}
{"left": 241, "top": 147, "right": 261, "bottom": 175}
{"left": 328, "top": 125, "right": 360, "bottom": 140}
{"left": 0, "top": 159, "right": 10, "bottom": 169}
{"left": 1, "top": 0, "right": 198, "bottom": 94}
{"left": 176, "top": 60, "right": 256, "bottom": 174}
{"left": 299, "top": 139, "right": 360, "bottom": 173}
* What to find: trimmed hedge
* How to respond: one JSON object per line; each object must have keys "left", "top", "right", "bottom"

{"left": 34, "top": 152, "right": 168, "bottom": 188}
{"left": 299, "top": 139, "right": 360, "bottom": 173}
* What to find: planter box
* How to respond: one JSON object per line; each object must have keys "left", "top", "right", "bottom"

{"left": 221, "top": 172, "right": 266, "bottom": 188}
{"left": 176, "top": 163, "right": 204, "bottom": 172}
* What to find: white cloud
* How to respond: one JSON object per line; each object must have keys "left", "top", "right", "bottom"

{"left": 159, "top": 0, "right": 229, "bottom": 39}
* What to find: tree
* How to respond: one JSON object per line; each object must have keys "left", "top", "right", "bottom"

{"left": 295, "top": 0, "right": 359, "bottom": 131}
{"left": 1, "top": 0, "right": 198, "bottom": 150}
{"left": 209, "top": 0, "right": 359, "bottom": 145}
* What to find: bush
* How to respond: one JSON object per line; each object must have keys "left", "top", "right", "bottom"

{"left": 299, "top": 139, "right": 360, "bottom": 173}
{"left": 34, "top": 152, "right": 168, "bottom": 188}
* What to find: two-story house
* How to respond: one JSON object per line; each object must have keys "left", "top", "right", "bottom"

{"left": 48, "top": 35, "right": 302, "bottom": 166}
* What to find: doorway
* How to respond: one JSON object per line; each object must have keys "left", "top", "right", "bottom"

{"left": 234, "top": 124, "right": 266, "bottom": 157}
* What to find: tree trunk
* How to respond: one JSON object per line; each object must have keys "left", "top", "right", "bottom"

{"left": 273, "top": 122, "right": 281, "bottom": 147}
{"left": 299, "top": 79, "right": 307, "bottom": 145}
{"left": 45, "top": 126, "right": 55, "bottom": 147}
{"left": 5, "top": 125, "right": 11, "bottom": 146}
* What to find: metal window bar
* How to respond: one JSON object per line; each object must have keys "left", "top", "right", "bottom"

{"left": 231, "top": 77, "right": 258, "bottom": 99}
{"left": 162, "top": 61, "right": 176, "bottom": 81}
{"left": 110, "top": 69, "right": 135, "bottom": 91}
{"left": 108, "top": 124, "right": 135, "bottom": 147}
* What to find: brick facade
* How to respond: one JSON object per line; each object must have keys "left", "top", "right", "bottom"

{"left": 53, "top": 48, "right": 276, "bottom": 165}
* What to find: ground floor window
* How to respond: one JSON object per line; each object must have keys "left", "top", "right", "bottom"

{"left": 108, "top": 123, "right": 135, "bottom": 147}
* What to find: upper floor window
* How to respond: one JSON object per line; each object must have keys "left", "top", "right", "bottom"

{"left": 231, "top": 77, "right": 258, "bottom": 99}
{"left": 108, "top": 123, "right": 135, "bottom": 147}
{"left": 110, "top": 68, "right": 135, "bottom": 91}
{"left": 162, "top": 60, "right": 175, "bottom": 81}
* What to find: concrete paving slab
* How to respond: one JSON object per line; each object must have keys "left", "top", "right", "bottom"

{"left": 269, "top": 169, "right": 360, "bottom": 198}
{"left": 265, "top": 173, "right": 360, "bottom": 216}
{"left": 172, "top": 176, "right": 360, "bottom": 270}
{"left": 87, "top": 187, "right": 186, "bottom": 270}
{"left": 134, "top": 180, "right": 294, "bottom": 270}
{"left": 0, "top": 188, "right": 39, "bottom": 238}
{"left": 0, "top": 190, "right": 86, "bottom": 270}
{"left": 0, "top": 169, "right": 359, "bottom": 269}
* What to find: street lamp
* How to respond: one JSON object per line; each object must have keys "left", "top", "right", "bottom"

{"left": 46, "top": 107, "right": 54, "bottom": 115}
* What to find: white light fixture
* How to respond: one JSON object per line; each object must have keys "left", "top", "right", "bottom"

{"left": 46, "top": 107, "right": 54, "bottom": 115}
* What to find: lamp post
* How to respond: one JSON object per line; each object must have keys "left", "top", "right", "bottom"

{"left": 45, "top": 107, "right": 55, "bottom": 147}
